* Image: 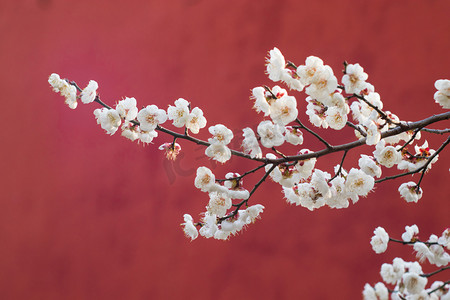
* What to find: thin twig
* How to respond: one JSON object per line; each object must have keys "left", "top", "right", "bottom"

{"left": 352, "top": 93, "right": 402, "bottom": 126}
{"left": 421, "top": 128, "right": 450, "bottom": 134}
{"left": 219, "top": 164, "right": 278, "bottom": 222}
{"left": 421, "top": 266, "right": 450, "bottom": 278}
{"left": 346, "top": 121, "right": 366, "bottom": 137}
{"left": 377, "top": 135, "right": 450, "bottom": 185}
{"left": 295, "top": 118, "right": 333, "bottom": 149}
{"left": 388, "top": 237, "right": 439, "bottom": 246}
{"left": 328, "top": 150, "right": 349, "bottom": 182}
{"left": 415, "top": 135, "right": 450, "bottom": 189}
{"left": 428, "top": 280, "right": 450, "bottom": 295}
{"left": 216, "top": 163, "right": 267, "bottom": 182}
{"left": 398, "top": 128, "right": 422, "bottom": 152}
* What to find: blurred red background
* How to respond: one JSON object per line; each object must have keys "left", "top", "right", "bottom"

{"left": 1, "top": 0, "right": 449, "bottom": 299}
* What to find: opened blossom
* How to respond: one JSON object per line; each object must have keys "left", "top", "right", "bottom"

{"left": 80, "top": 80, "right": 98, "bottom": 104}
{"left": 116, "top": 97, "right": 138, "bottom": 121}
{"left": 205, "top": 143, "right": 231, "bottom": 163}
{"left": 257, "top": 120, "right": 285, "bottom": 148}
{"left": 137, "top": 104, "right": 167, "bottom": 131}
{"left": 398, "top": 182, "right": 423, "bottom": 203}
{"left": 269, "top": 94, "right": 298, "bottom": 125}
{"left": 241, "top": 127, "right": 262, "bottom": 158}
{"left": 186, "top": 107, "right": 207, "bottom": 134}
{"left": 434, "top": 79, "right": 450, "bottom": 109}
{"left": 158, "top": 142, "right": 181, "bottom": 160}
{"left": 342, "top": 63, "right": 368, "bottom": 94}
{"left": 167, "top": 98, "right": 190, "bottom": 127}
{"left": 208, "top": 124, "right": 233, "bottom": 145}
{"left": 194, "top": 167, "right": 215, "bottom": 192}
{"left": 371, "top": 227, "right": 389, "bottom": 254}
{"left": 181, "top": 214, "right": 198, "bottom": 241}
{"left": 94, "top": 108, "right": 121, "bottom": 135}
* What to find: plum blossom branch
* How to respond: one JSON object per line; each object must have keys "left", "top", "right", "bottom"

{"left": 421, "top": 266, "right": 450, "bottom": 278}
{"left": 294, "top": 118, "right": 333, "bottom": 149}
{"left": 376, "top": 134, "right": 450, "bottom": 184}
{"left": 215, "top": 163, "right": 267, "bottom": 182}
{"left": 421, "top": 127, "right": 450, "bottom": 134}
{"left": 388, "top": 237, "right": 439, "bottom": 246}
{"left": 428, "top": 280, "right": 450, "bottom": 295}
{"left": 328, "top": 150, "right": 348, "bottom": 182}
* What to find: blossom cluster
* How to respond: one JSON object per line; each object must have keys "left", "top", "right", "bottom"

{"left": 49, "top": 48, "right": 448, "bottom": 244}
{"left": 181, "top": 166, "right": 264, "bottom": 241}
{"left": 366, "top": 226, "right": 450, "bottom": 299}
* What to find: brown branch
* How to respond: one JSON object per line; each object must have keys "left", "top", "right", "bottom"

{"left": 376, "top": 135, "right": 450, "bottom": 184}
{"left": 421, "top": 266, "right": 450, "bottom": 278}
{"left": 421, "top": 128, "right": 450, "bottom": 134}
{"left": 428, "top": 280, "right": 450, "bottom": 295}
{"left": 295, "top": 118, "right": 333, "bottom": 149}
{"left": 328, "top": 150, "right": 349, "bottom": 182}
{"left": 219, "top": 164, "right": 278, "bottom": 222}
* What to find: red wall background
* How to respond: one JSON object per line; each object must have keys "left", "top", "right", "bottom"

{"left": 1, "top": 0, "right": 449, "bottom": 299}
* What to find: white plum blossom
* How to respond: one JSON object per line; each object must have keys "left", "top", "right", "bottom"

{"left": 297, "top": 182, "right": 327, "bottom": 211}
{"left": 208, "top": 124, "right": 233, "bottom": 145}
{"left": 295, "top": 149, "right": 317, "bottom": 179}
{"left": 362, "top": 283, "right": 389, "bottom": 300}
{"left": 310, "top": 169, "right": 332, "bottom": 199}
{"left": 93, "top": 108, "right": 121, "bottom": 135}
{"left": 434, "top": 79, "right": 450, "bottom": 109}
{"left": 242, "top": 127, "right": 262, "bottom": 158}
{"left": 345, "top": 168, "right": 375, "bottom": 200}
{"left": 62, "top": 84, "right": 78, "bottom": 109}
{"left": 342, "top": 63, "right": 369, "bottom": 94}
{"left": 398, "top": 182, "right": 423, "bottom": 203}
{"left": 48, "top": 73, "right": 78, "bottom": 109}
{"left": 186, "top": 107, "right": 207, "bottom": 134}
{"left": 252, "top": 86, "right": 271, "bottom": 115}
{"left": 402, "top": 225, "right": 419, "bottom": 242}
{"left": 371, "top": 227, "right": 389, "bottom": 254}
{"left": 373, "top": 140, "right": 402, "bottom": 168}
{"left": 284, "top": 126, "right": 304, "bottom": 145}
{"left": 414, "top": 239, "right": 450, "bottom": 267}
{"left": 139, "top": 130, "right": 158, "bottom": 144}
{"left": 325, "top": 106, "right": 347, "bottom": 130}
{"left": 181, "top": 214, "right": 198, "bottom": 241}
{"left": 296, "top": 56, "right": 324, "bottom": 85}
{"left": 194, "top": 167, "right": 215, "bottom": 192}
{"left": 199, "top": 213, "right": 218, "bottom": 238}
{"left": 380, "top": 258, "right": 405, "bottom": 285}
{"left": 116, "top": 97, "right": 139, "bottom": 121}
{"left": 205, "top": 143, "right": 231, "bottom": 163}
{"left": 137, "top": 104, "right": 167, "bottom": 131}
{"left": 257, "top": 120, "right": 285, "bottom": 148}
{"left": 283, "top": 186, "right": 301, "bottom": 206}
{"left": 243, "top": 204, "right": 265, "bottom": 223}
{"left": 269, "top": 165, "right": 302, "bottom": 188}
{"left": 158, "top": 142, "right": 181, "bottom": 160}
{"left": 48, "top": 73, "right": 66, "bottom": 92}
{"left": 266, "top": 47, "right": 286, "bottom": 82}
{"left": 403, "top": 272, "right": 428, "bottom": 295}
{"left": 327, "top": 176, "right": 350, "bottom": 209}
{"left": 269, "top": 94, "right": 298, "bottom": 125}
{"left": 121, "top": 122, "right": 140, "bottom": 141}
{"left": 359, "top": 155, "right": 382, "bottom": 178}
{"left": 364, "top": 120, "right": 381, "bottom": 146}
{"left": 305, "top": 65, "right": 338, "bottom": 102}
{"left": 207, "top": 191, "right": 232, "bottom": 217}
{"left": 167, "top": 98, "right": 190, "bottom": 127}
{"left": 438, "top": 229, "right": 450, "bottom": 250}
{"left": 80, "top": 80, "right": 98, "bottom": 104}
{"left": 306, "top": 97, "right": 328, "bottom": 128}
